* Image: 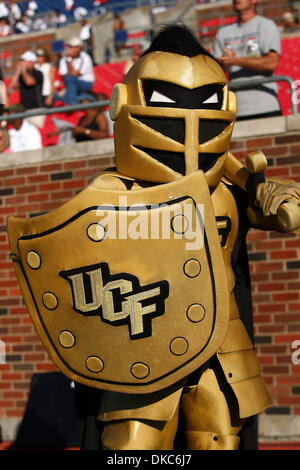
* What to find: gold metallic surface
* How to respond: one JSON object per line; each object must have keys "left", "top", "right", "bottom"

{"left": 224, "top": 152, "right": 249, "bottom": 190}
{"left": 169, "top": 337, "right": 189, "bottom": 356}
{"left": 171, "top": 214, "right": 189, "bottom": 234}
{"left": 59, "top": 330, "right": 75, "bottom": 348}
{"left": 256, "top": 179, "right": 300, "bottom": 232}
{"left": 111, "top": 52, "right": 236, "bottom": 186}
{"left": 183, "top": 259, "right": 201, "bottom": 278}
{"left": 26, "top": 251, "right": 41, "bottom": 269}
{"left": 124, "top": 52, "right": 227, "bottom": 98}
{"left": 245, "top": 151, "right": 267, "bottom": 174}
{"left": 278, "top": 202, "right": 300, "bottom": 232}
{"left": 211, "top": 181, "right": 239, "bottom": 292}
{"left": 87, "top": 223, "right": 106, "bottom": 242}
{"left": 7, "top": 171, "right": 230, "bottom": 394}
{"left": 42, "top": 292, "right": 58, "bottom": 310}
{"left": 101, "top": 366, "right": 244, "bottom": 450}
{"left": 86, "top": 356, "right": 104, "bottom": 373}
{"left": 186, "top": 304, "right": 205, "bottom": 323}
{"left": 101, "top": 410, "right": 179, "bottom": 450}
{"left": 131, "top": 363, "right": 150, "bottom": 379}
{"left": 184, "top": 431, "right": 240, "bottom": 450}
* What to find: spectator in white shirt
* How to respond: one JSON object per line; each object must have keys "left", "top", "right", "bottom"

{"left": 64, "top": 0, "right": 74, "bottom": 10}
{"left": 10, "top": 2, "right": 22, "bottom": 21}
{"left": 0, "top": 2, "right": 9, "bottom": 19}
{"left": 80, "top": 18, "right": 94, "bottom": 61}
{"left": 35, "top": 47, "right": 56, "bottom": 106}
{"left": 15, "top": 13, "right": 31, "bottom": 34}
{"left": 58, "top": 37, "right": 95, "bottom": 105}
{"left": 6, "top": 103, "right": 42, "bottom": 152}
{"left": 74, "top": 6, "right": 88, "bottom": 21}
{"left": 51, "top": 9, "right": 67, "bottom": 28}
{"left": 0, "top": 17, "right": 11, "bottom": 36}
{"left": 25, "top": 1, "right": 38, "bottom": 18}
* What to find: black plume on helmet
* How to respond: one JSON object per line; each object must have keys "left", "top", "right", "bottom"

{"left": 142, "top": 24, "right": 217, "bottom": 60}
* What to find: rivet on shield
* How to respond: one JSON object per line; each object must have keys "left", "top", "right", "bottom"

{"left": 186, "top": 304, "right": 205, "bottom": 323}
{"left": 87, "top": 223, "right": 106, "bottom": 242}
{"left": 42, "top": 292, "right": 58, "bottom": 310}
{"left": 86, "top": 356, "right": 104, "bottom": 373}
{"left": 183, "top": 259, "right": 201, "bottom": 278}
{"left": 170, "top": 337, "right": 189, "bottom": 356}
{"left": 58, "top": 330, "right": 75, "bottom": 348}
{"left": 170, "top": 215, "right": 189, "bottom": 234}
{"left": 131, "top": 362, "right": 150, "bottom": 379}
{"left": 26, "top": 250, "right": 41, "bottom": 269}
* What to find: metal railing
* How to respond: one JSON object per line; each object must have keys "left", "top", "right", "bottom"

{"left": 229, "top": 75, "right": 299, "bottom": 115}
{"left": 0, "top": 74, "right": 298, "bottom": 124}
{"left": 0, "top": 99, "right": 110, "bottom": 122}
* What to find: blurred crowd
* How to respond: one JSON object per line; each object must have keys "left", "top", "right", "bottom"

{"left": 0, "top": 0, "right": 299, "bottom": 156}
{"left": 0, "top": 32, "right": 116, "bottom": 154}
{"left": 0, "top": 0, "right": 145, "bottom": 155}
{"left": 0, "top": 0, "right": 108, "bottom": 36}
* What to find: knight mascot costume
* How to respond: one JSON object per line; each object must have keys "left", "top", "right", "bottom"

{"left": 7, "top": 25, "right": 300, "bottom": 450}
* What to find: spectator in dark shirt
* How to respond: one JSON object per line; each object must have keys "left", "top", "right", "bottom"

{"left": 10, "top": 51, "right": 43, "bottom": 110}
{"left": 73, "top": 92, "right": 109, "bottom": 142}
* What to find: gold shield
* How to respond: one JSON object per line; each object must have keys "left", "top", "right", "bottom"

{"left": 7, "top": 171, "right": 229, "bottom": 394}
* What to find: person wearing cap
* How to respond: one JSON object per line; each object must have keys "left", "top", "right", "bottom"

{"left": 5, "top": 103, "right": 42, "bottom": 152}
{"left": 58, "top": 36, "right": 95, "bottom": 105}
{"left": 9, "top": 50, "right": 43, "bottom": 111}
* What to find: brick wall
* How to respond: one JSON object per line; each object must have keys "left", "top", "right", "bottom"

{"left": 231, "top": 131, "right": 300, "bottom": 423}
{"left": 0, "top": 125, "right": 300, "bottom": 442}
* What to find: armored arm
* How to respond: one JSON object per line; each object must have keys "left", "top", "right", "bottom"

{"left": 254, "top": 180, "right": 300, "bottom": 233}
{"left": 224, "top": 151, "right": 300, "bottom": 233}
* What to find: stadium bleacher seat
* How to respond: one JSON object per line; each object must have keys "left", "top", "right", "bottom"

{"left": 275, "top": 36, "right": 300, "bottom": 115}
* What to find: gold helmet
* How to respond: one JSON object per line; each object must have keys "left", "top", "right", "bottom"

{"left": 110, "top": 25, "right": 236, "bottom": 188}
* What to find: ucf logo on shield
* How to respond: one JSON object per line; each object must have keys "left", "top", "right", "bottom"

{"left": 60, "top": 262, "right": 169, "bottom": 340}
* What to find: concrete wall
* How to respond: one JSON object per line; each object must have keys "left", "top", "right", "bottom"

{"left": 0, "top": 115, "right": 300, "bottom": 444}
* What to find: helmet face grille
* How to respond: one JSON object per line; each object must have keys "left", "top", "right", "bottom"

{"left": 198, "top": 120, "right": 229, "bottom": 144}
{"left": 134, "top": 146, "right": 224, "bottom": 176}
{"left": 135, "top": 146, "right": 185, "bottom": 175}
{"left": 132, "top": 115, "right": 185, "bottom": 144}
{"left": 198, "top": 153, "right": 223, "bottom": 173}
{"left": 133, "top": 115, "right": 229, "bottom": 146}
